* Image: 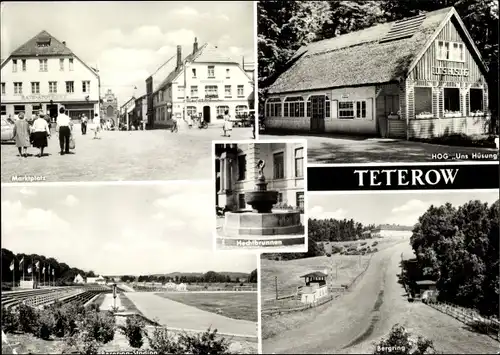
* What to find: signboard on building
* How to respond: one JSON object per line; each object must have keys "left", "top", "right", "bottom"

{"left": 21, "top": 94, "right": 68, "bottom": 101}
{"left": 432, "top": 67, "right": 470, "bottom": 77}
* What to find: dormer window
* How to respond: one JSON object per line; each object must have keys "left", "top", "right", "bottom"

{"left": 36, "top": 38, "right": 51, "bottom": 47}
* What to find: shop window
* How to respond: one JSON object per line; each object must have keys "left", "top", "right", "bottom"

{"left": 236, "top": 105, "right": 248, "bottom": 118}
{"left": 14, "top": 105, "right": 25, "bottom": 114}
{"left": 187, "top": 106, "right": 197, "bottom": 116}
{"left": 31, "top": 82, "right": 40, "bottom": 94}
{"left": 414, "top": 87, "right": 432, "bottom": 116}
{"left": 273, "top": 152, "right": 284, "bottom": 180}
{"left": 266, "top": 98, "right": 282, "bottom": 117}
{"left": 469, "top": 88, "right": 484, "bottom": 113}
{"left": 443, "top": 88, "right": 460, "bottom": 113}
{"left": 436, "top": 41, "right": 464, "bottom": 62}
{"left": 284, "top": 96, "right": 305, "bottom": 117}
{"left": 238, "top": 154, "right": 246, "bottom": 181}
{"left": 338, "top": 101, "right": 354, "bottom": 119}
{"left": 238, "top": 194, "right": 246, "bottom": 209}
{"left": 225, "top": 85, "right": 231, "bottom": 97}
{"left": 296, "top": 192, "right": 304, "bottom": 210}
{"left": 217, "top": 106, "right": 229, "bottom": 117}
{"left": 295, "top": 147, "right": 304, "bottom": 178}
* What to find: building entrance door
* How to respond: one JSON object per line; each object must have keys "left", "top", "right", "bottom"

{"left": 310, "top": 95, "right": 325, "bottom": 132}
{"left": 47, "top": 104, "right": 58, "bottom": 121}
{"left": 203, "top": 106, "right": 211, "bottom": 123}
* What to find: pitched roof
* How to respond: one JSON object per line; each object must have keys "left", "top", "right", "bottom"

{"left": 301, "top": 271, "right": 328, "bottom": 278}
{"left": 267, "top": 7, "right": 453, "bottom": 94}
{"left": 10, "top": 30, "right": 74, "bottom": 57}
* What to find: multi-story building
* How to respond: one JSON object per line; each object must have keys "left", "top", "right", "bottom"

{"left": 1, "top": 30, "right": 100, "bottom": 121}
{"left": 100, "top": 89, "right": 118, "bottom": 123}
{"left": 215, "top": 142, "right": 305, "bottom": 211}
{"left": 151, "top": 38, "right": 254, "bottom": 128}
{"left": 119, "top": 96, "right": 136, "bottom": 128}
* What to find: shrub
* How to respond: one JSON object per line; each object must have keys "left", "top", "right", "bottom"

{"left": 178, "top": 327, "right": 230, "bottom": 355}
{"left": 17, "top": 303, "right": 39, "bottom": 334}
{"left": 360, "top": 242, "right": 367, "bottom": 246}
{"left": 82, "top": 310, "right": 115, "bottom": 344}
{"left": 53, "top": 303, "right": 81, "bottom": 338}
{"left": 1, "top": 306, "right": 19, "bottom": 333}
{"left": 35, "top": 309, "right": 55, "bottom": 340}
{"left": 64, "top": 331, "right": 101, "bottom": 355}
{"left": 326, "top": 253, "right": 331, "bottom": 257}
{"left": 148, "top": 326, "right": 183, "bottom": 354}
{"left": 372, "top": 248, "right": 378, "bottom": 253}
{"left": 372, "top": 241, "right": 379, "bottom": 246}
{"left": 331, "top": 245, "right": 343, "bottom": 254}
{"left": 119, "top": 315, "right": 146, "bottom": 348}
{"left": 374, "top": 324, "right": 436, "bottom": 354}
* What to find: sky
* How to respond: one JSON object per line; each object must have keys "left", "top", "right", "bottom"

{"left": 308, "top": 190, "right": 499, "bottom": 227}
{"left": 0, "top": 1, "right": 255, "bottom": 103}
{"left": 1, "top": 182, "right": 257, "bottom": 276}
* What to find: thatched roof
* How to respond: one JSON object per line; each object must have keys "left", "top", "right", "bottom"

{"left": 267, "top": 7, "right": 453, "bottom": 94}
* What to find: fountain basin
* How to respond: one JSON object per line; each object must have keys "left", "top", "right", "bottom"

{"left": 245, "top": 190, "right": 279, "bottom": 213}
{"left": 223, "top": 211, "right": 303, "bottom": 237}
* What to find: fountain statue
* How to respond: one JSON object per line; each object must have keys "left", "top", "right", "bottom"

{"left": 244, "top": 160, "right": 278, "bottom": 213}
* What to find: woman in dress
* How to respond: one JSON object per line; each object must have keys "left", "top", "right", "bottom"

{"left": 31, "top": 113, "right": 51, "bottom": 157}
{"left": 223, "top": 110, "right": 232, "bottom": 137}
{"left": 13, "top": 112, "right": 31, "bottom": 157}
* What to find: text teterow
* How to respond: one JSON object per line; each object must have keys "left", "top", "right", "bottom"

{"left": 353, "top": 169, "right": 459, "bottom": 187}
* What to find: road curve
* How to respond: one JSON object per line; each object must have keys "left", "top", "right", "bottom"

{"left": 124, "top": 292, "right": 257, "bottom": 337}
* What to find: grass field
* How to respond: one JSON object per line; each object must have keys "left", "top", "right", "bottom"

{"left": 156, "top": 292, "right": 258, "bottom": 322}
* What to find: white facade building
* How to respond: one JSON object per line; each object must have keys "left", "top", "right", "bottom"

{"left": 87, "top": 276, "right": 106, "bottom": 285}
{"left": 371, "top": 225, "right": 413, "bottom": 238}
{"left": 1, "top": 30, "right": 99, "bottom": 121}
{"left": 74, "top": 274, "right": 85, "bottom": 284}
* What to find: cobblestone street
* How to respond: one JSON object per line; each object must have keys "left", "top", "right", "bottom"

{"left": 1, "top": 125, "right": 253, "bottom": 182}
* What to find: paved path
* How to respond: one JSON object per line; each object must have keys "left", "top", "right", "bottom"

{"left": 1, "top": 126, "right": 253, "bottom": 183}
{"left": 263, "top": 241, "right": 499, "bottom": 354}
{"left": 260, "top": 133, "right": 498, "bottom": 163}
{"left": 125, "top": 292, "right": 256, "bottom": 336}
{"left": 117, "top": 283, "right": 135, "bottom": 292}
{"left": 100, "top": 294, "right": 124, "bottom": 312}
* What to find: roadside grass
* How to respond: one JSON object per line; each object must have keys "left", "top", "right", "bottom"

{"left": 155, "top": 292, "right": 258, "bottom": 322}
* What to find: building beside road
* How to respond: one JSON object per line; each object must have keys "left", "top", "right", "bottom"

{"left": 119, "top": 96, "right": 136, "bottom": 128}
{"left": 100, "top": 89, "right": 119, "bottom": 125}
{"left": 298, "top": 271, "right": 329, "bottom": 304}
{"left": 371, "top": 224, "right": 413, "bottom": 238}
{"left": 148, "top": 37, "right": 254, "bottom": 129}
{"left": 1, "top": 30, "right": 100, "bottom": 121}
{"left": 264, "top": 7, "right": 490, "bottom": 139}
{"left": 74, "top": 274, "right": 85, "bottom": 284}
{"left": 215, "top": 142, "right": 305, "bottom": 211}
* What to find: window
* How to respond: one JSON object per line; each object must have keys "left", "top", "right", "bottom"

{"left": 235, "top": 105, "right": 248, "bottom": 116}
{"left": 49, "top": 81, "right": 57, "bottom": 93}
{"left": 238, "top": 155, "right": 246, "bottom": 181}
{"left": 39, "top": 59, "right": 48, "bottom": 72}
{"left": 266, "top": 98, "right": 282, "bottom": 117}
{"left": 443, "top": 87, "right": 460, "bottom": 113}
{"left": 295, "top": 147, "right": 304, "bottom": 178}
{"left": 69, "top": 58, "right": 74, "bottom": 71}
{"left": 284, "top": 96, "right": 305, "bottom": 117}
{"left": 338, "top": 101, "right": 355, "bottom": 119}
{"left": 356, "top": 101, "right": 367, "bottom": 119}
{"left": 31, "top": 82, "right": 40, "bottom": 94}
{"left": 60, "top": 58, "right": 64, "bottom": 71}
{"left": 22, "top": 60, "right": 26, "bottom": 71}
{"left": 237, "top": 85, "right": 244, "bottom": 97}
{"left": 205, "top": 85, "right": 218, "bottom": 98}
{"left": 217, "top": 106, "right": 229, "bottom": 116}
{"left": 325, "top": 96, "right": 331, "bottom": 117}
{"left": 436, "top": 40, "right": 464, "bottom": 62}
{"left": 192, "top": 68, "right": 197, "bottom": 78}
{"left": 32, "top": 104, "right": 41, "bottom": 116}
{"left": 296, "top": 192, "right": 304, "bottom": 210}
{"left": 1, "top": 105, "right": 6, "bottom": 115}
{"left": 82, "top": 81, "right": 90, "bottom": 93}
{"left": 177, "top": 86, "right": 185, "bottom": 99}
{"left": 1, "top": 83, "right": 5, "bottom": 95}
{"left": 190, "top": 86, "right": 198, "bottom": 97}
{"left": 273, "top": 152, "right": 284, "bottom": 180}
{"left": 208, "top": 66, "right": 215, "bottom": 78}
{"left": 238, "top": 194, "right": 246, "bottom": 209}
{"left": 226, "top": 68, "right": 230, "bottom": 78}
{"left": 14, "top": 82, "right": 23, "bottom": 94}
{"left": 413, "top": 88, "right": 431, "bottom": 116}
{"left": 187, "top": 106, "right": 197, "bottom": 116}
{"left": 12, "top": 59, "right": 17, "bottom": 72}
{"left": 225, "top": 85, "right": 231, "bottom": 97}
{"left": 160, "top": 90, "right": 164, "bottom": 102}
{"left": 66, "top": 81, "right": 74, "bottom": 93}
{"left": 277, "top": 192, "right": 283, "bottom": 204}
{"left": 14, "top": 105, "right": 25, "bottom": 114}
{"left": 469, "top": 88, "right": 484, "bottom": 113}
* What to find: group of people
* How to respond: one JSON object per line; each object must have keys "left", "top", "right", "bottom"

{"left": 12, "top": 108, "right": 103, "bottom": 158}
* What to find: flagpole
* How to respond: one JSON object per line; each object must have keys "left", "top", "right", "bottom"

{"left": 12, "top": 260, "right": 15, "bottom": 290}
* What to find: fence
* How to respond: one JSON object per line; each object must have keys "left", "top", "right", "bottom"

{"left": 428, "top": 301, "right": 500, "bottom": 342}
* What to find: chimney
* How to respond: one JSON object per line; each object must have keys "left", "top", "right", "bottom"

{"left": 176, "top": 45, "right": 182, "bottom": 69}
{"left": 193, "top": 37, "right": 198, "bottom": 54}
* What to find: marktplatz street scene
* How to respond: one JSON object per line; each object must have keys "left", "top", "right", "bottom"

{"left": 1, "top": 1, "right": 255, "bottom": 182}
{"left": 1, "top": 182, "right": 258, "bottom": 354}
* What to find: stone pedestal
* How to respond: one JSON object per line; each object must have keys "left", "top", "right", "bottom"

{"left": 223, "top": 211, "right": 303, "bottom": 237}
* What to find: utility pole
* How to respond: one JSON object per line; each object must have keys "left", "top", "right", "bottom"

{"left": 275, "top": 276, "right": 278, "bottom": 300}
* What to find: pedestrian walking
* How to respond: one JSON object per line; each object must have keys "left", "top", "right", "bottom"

{"left": 56, "top": 107, "right": 73, "bottom": 155}
{"left": 31, "top": 113, "right": 51, "bottom": 157}
{"left": 90, "top": 113, "right": 101, "bottom": 139}
{"left": 223, "top": 110, "right": 232, "bottom": 137}
{"left": 81, "top": 114, "right": 88, "bottom": 135}
{"left": 13, "top": 112, "right": 30, "bottom": 157}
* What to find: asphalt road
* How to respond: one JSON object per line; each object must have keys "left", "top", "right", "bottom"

{"left": 263, "top": 240, "right": 499, "bottom": 354}
{"left": 124, "top": 292, "right": 257, "bottom": 337}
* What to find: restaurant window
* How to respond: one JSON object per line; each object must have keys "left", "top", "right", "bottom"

{"left": 190, "top": 85, "right": 198, "bottom": 97}
{"left": 237, "top": 85, "right": 244, "bottom": 97}
{"left": 238, "top": 194, "right": 246, "bottom": 209}
{"left": 1, "top": 105, "right": 6, "bottom": 115}
{"left": 12, "top": 59, "right": 17, "bottom": 72}
{"left": 208, "top": 66, "right": 215, "bottom": 78}
{"left": 273, "top": 152, "right": 284, "bottom": 180}
{"left": 436, "top": 41, "right": 464, "bottom": 62}
{"left": 296, "top": 192, "right": 304, "bottom": 210}
{"left": 82, "top": 81, "right": 90, "bottom": 93}
{"left": 187, "top": 106, "right": 197, "bottom": 116}
{"left": 39, "top": 59, "right": 48, "bottom": 72}
{"left": 225, "top": 85, "right": 232, "bottom": 97}
{"left": 469, "top": 88, "right": 484, "bottom": 113}
{"left": 284, "top": 96, "right": 305, "bottom": 117}
{"left": 443, "top": 88, "right": 460, "bottom": 113}
{"left": 14, "top": 105, "right": 25, "bottom": 114}
{"left": 338, "top": 101, "right": 354, "bottom": 119}
{"left": 266, "top": 98, "right": 282, "bottom": 117}
{"left": 1, "top": 82, "right": 5, "bottom": 95}
{"left": 217, "top": 106, "right": 229, "bottom": 116}
{"left": 205, "top": 85, "right": 218, "bottom": 98}
{"left": 31, "top": 82, "right": 40, "bottom": 94}
{"left": 14, "top": 82, "right": 23, "bottom": 95}
{"left": 66, "top": 81, "right": 74, "bottom": 93}
{"left": 238, "top": 154, "right": 246, "bottom": 181}
{"left": 356, "top": 101, "right": 367, "bottom": 119}
{"left": 295, "top": 147, "right": 304, "bottom": 178}
{"left": 414, "top": 87, "right": 432, "bottom": 116}
{"left": 49, "top": 81, "right": 57, "bottom": 93}
{"left": 69, "top": 58, "right": 74, "bottom": 71}
{"left": 60, "top": 58, "right": 64, "bottom": 71}
{"left": 22, "top": 60, "right": 26, "bottom": 71}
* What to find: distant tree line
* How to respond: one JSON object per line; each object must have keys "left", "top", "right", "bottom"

{"left": 309, "top": 218, "right": 375, "bottom": 242}
{"left": 410, "top": 199, "right": 499, "bottom": 316}
{"left": 262, "top": 235, "right": 325, "bottom": 261}
{"left": 118, "top": 270, "right": 257, "bottom": 284}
